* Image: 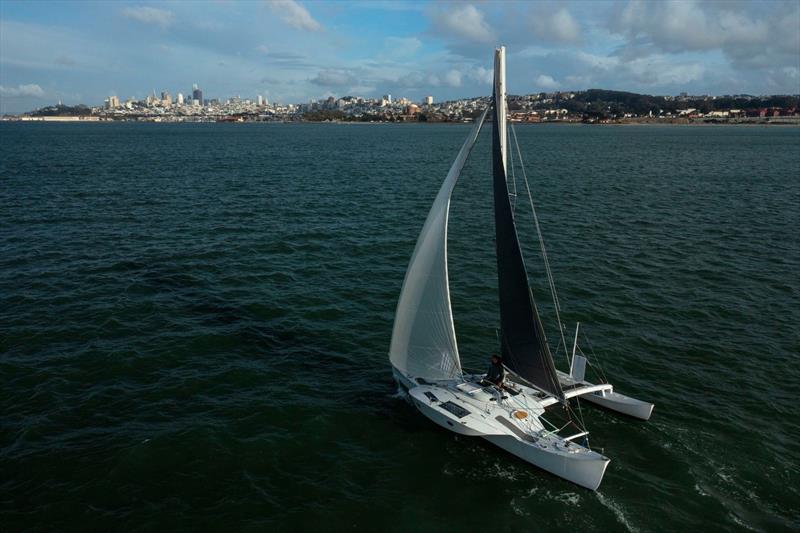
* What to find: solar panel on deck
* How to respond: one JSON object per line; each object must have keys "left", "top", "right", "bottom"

{"left": 424, "top": 391, "right": 439, "bottom": 402}
{"left": 440, "top": 401, "right": 470, "bottom": 418}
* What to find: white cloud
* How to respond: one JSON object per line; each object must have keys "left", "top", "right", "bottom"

{"left": 576, "top": 51, "right": 621, "bottom": 71}
{"left": 394, "top": 71, "right": 429, "bottom": 88}
{"left": 256, "top": 44, "right": 270, "bottom": 55}
{"left": 122, "top": 6, "right": 173, "bottom": 29}
{"left": 468, "top": 66, "right": 493, "bottom": 85}
{"left": 443, "top": 69, "right": 463, "bottom": 87}
{"left": 518, "top": 45, "right": 553, "bottom": 58}
{"left": 266, "top": 0, "right": 322, "bottom": 32}
{"left": 430, "top": 4, "right": 494, "bottom": 43}
{"left": 531, "top": 7, "right": 580, "bottom": 43}
{"left": 0, "top": 84, "right": 45, "bottom": 97}
{"left": 535, "top": 74, "right": 559, "bottom": 90}
{"left": 567, "top": 52, "right": 706, "bottom": 87}
{"left": 612, "top": 0, "right": 780, "bottom": 60}
{"left": 626, "top": 56, "right": 705, "bottom": 86}
{"left": 348, "top": 85, "right": 377, "bottom": 95}
{"left": 392, "top": 66, "right": 487, "bottom": 90}
{"left": 311, "top": 69, "right": 357, "bottom": 86}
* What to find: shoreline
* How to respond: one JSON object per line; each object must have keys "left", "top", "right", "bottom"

{"left": 2, "top": 117, "right": 798, "bottom": 126}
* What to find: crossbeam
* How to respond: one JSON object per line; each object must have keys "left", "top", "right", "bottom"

{"left": 540, "top": 383, "right": 613, "bottom": 407}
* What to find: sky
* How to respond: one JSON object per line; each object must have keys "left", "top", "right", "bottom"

{"left": 1, "top": 0, "right": 798, "bottom": 113}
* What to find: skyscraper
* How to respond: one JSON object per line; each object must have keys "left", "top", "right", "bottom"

{"left": 192, "top": 84, "right": 203, "bottom": 106}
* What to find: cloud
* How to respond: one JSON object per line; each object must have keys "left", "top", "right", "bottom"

{"left": 531, "top": 7, "right": 581, "bottom": 43}
{"left": 122, "top": 6, "right": 173, "bottom": 28}
{"left": 310, "top": 69, "right": 357, "bottom": 86}
{"left": 443, "top": 69, "right": 462, "bottom": 87}
{"left": 388, "top": 65, "right": 491, "bottom": 92}
{"left": 266, "top": 0, "right": 322, "bottom": 32}
{"left": 348, "top": 85, "right": 377, "bottom": 95}
{"left": 393, "top": 70, "right": 429, "bottom": 89}
{"left": 430, "top": 4, "right": 494, "bottom": 43}
{"left": 576, "top": 51, "right": 621, "bottom": 71}
{"left": 256, "top": 44, "right": 270, "bottom": 55}
{"left": 625, "top": 56, "right": 705, "bottom": 87}
{"left": 613, "top": 0, "right": 764, "bottom": 51}
{"left": 555, "top": 50, "right": 706, "bottom": 91}
{"left": 468, "top": 66, "right": 493, "bottom": 85}
{"left": 609, "top": 0, "right": 795, "bottom": 69}
{"left": 535, "top": 75, "right": 559, "bottom": 90}
{"left": 0, "top": 84, "right": 45, "bottom": 97}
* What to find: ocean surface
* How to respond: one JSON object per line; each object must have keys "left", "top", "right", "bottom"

{"left": 1, "top": 122, "right": 798, "bottom": 532}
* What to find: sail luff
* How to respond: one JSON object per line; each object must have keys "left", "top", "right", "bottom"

{"left": 491, "top": 46, "right": 564, "bottom": 401}
{"left": 389, "top": 107, "right": 488, "bottom": 381}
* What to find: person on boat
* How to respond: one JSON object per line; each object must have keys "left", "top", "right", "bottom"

{"left": 483, "top": 354, "right": 505, "bottom": 388}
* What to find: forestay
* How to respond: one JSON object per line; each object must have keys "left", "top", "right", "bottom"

{"left": 389, "top": 107, "right": 488, "bottom": 381}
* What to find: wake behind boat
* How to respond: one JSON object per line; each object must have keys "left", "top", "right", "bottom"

{"left": 389, "top": 46, "right": 653, "bottom": 491}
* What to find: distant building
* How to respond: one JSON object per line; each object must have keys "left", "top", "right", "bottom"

{"left": 176, "top": 93, "right": 184, "bottom": 106}
{"left": 257, "top": 95, "right": 263, "bottom": 106}
{"left": 425, "top": 95, "right": 433, "bottom": 106}
{"left": 192, "top": 84, "right": 203, "bottom": 106}
{"left": 161, "top": 91, "right": 171, "bottom": 106}
{"left": 383, "top": 94, "right": 392, "bottom": 104}
{"left": 106, "top": 95, "right": 120, "bottom": 109}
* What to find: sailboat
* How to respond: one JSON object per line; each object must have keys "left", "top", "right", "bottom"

{"left": 389, "top": 47, "right": 653, "bottom": 491}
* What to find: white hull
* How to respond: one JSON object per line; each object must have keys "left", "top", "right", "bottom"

{"left": 582, "top": 390, "right": 654, "bottom": 420}
{"left": 484, "top": 434, "right": 609, "bottom": 491}
{"left": 396, "top": 368, "right": 610, "bottom": 490}
{"left": 557, "top": 371, "right": 654, "bottom": 421}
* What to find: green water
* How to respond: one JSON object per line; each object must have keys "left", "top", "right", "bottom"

{"left": 1, "top": 122, "right": 798, "bottom": 531}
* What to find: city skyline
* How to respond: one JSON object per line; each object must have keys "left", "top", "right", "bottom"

{"left": 1, "top": 0, "right": 799, "bottom": 114}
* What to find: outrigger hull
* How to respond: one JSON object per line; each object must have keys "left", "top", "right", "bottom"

{"left": 582, "top": 390, "right": 654, "bottom": 421}
{"left": 557, "top": 371, "right": 654, "bottom": 421}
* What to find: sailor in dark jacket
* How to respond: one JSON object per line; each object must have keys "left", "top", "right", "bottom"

{"left": 484, "top": 354, "right": 505, "bottom": 388}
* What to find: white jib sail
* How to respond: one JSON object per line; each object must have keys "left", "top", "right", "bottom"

{"left": 389, "top": 107, "right": 488, "bottom": 381}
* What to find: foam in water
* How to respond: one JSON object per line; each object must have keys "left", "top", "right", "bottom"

{"left": 596, "top": 492, "right": 638, "bottom": 533}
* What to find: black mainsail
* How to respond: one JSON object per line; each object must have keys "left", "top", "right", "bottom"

{"left": 491, "top": 47, "right": 564, "bottom": 401}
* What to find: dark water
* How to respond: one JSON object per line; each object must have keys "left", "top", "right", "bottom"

{"left": 1, "top": 122, "right": 798, "bottom": 531}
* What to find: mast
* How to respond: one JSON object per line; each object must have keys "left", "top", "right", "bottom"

{"left": 491, "top": 46, "right": 564, "bottom": 401}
